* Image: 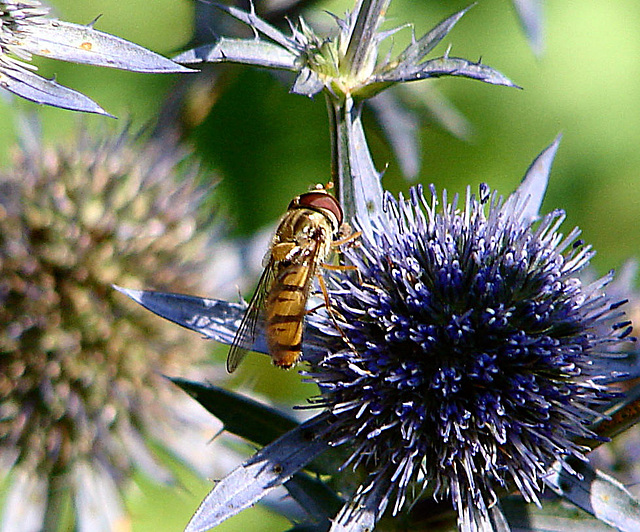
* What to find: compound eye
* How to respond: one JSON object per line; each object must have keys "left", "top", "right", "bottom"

{"left": 297, "top": 191, "right": 343, "bottom": 226}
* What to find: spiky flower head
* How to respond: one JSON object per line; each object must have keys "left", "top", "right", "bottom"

{"left": 0, "top": 121, "right": 220, "bottom": 530}
{"left": 306, "top": 183, "right": 630, "bottom": 529}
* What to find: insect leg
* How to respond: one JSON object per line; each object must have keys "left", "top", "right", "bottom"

{"left": 312, "top": 270, "right": 359, "bottom": 354}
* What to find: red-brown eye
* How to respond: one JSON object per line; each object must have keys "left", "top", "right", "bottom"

{"left": 296, "top": 192, "right": 343, "bottom": 226}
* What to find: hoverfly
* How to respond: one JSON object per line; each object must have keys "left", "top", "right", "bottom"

{"left": 226, "top": 184, "right": 353, "bottom": 373}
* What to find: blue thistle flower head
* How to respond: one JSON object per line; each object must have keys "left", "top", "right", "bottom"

{"left": 306, "top": 182, "right": 629, "bottom": 528}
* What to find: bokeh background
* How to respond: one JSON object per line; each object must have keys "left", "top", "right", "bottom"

{"left": 2, "top": 0, "right": 640, "bottom": 530}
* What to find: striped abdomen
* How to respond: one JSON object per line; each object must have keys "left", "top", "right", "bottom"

{"left": 265, "top": 262, "right": 313, "bottom": 368}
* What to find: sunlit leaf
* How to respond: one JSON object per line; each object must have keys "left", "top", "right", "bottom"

{"left": 546, "top": 459, "right": 640, "bottom": 531}
{"left": 0, "top": 65, "right": 111, "bottom": 115}
{"left": 174, "top": 38, "right": 297, "bottom": 70}
{"left": 504, "top": 134, "right": 559, "bottom": 223}
{"left": 113, "top": 286, "right": 331, "bottom": 364}
{"left": 18, "top": 19, "right": 191, "bottom": 73}
{"left": 169, "top": 377, "right": 299, "bottom": 446}
{"left": 379, "top": 56, "right": 519, "bottom": 87}
{"left": 185, "top": 414, "right": 331, "bottom": 532}
{"left": 389, "top": 5, "right": 472, "bottom": 73}
{"left": 113, "top": 285, "right": 256, "bottom": 349}
{"left": 211, "top": 2, "right": 299, "bottom": 50}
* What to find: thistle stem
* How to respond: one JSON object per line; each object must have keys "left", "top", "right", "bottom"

{"left": 327, "top": 93, "right": 383, "bottom": 237}
{"left": 342, "top": 0, "right": 391, "bottom": 75}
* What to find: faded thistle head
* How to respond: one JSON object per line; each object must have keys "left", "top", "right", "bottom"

{"left": 305, "top": 182, "right": 631, "bottom": 529}
{"left": 0, "top": 121, "right": 220, "bottom": 530}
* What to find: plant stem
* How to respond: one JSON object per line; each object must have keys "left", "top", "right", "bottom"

{"left": 327, "top": 93, "right": 383, "bottom": 238}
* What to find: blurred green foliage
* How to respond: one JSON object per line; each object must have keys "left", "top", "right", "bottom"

{"left": 2, "top": 0, "right": 640, "bottom": 530}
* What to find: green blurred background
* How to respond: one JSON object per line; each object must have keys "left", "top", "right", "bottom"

{"left": 2, "top": 0, "right": 640, "bottom": 530}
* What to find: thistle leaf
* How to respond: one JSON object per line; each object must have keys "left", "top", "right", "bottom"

{"left": 173, "top": 38, "right": 297, "bottom": 70}
{"left": 0, "top": 66, "right": 111, "bottom": 116}
{"left": 390, "top": 5, "right": 472, "bottom": 72}
{"left": 18, "top": 19, "right": 191, "bottom": 73}
{"left": 185, "top": 414, "right": 331, "bottom": 532}
{"left": 545, "top": 459, "right": 640, "bottom": 531}
{"left": 112, "top": 286, "right": 258, "bottom": 350}
{"left": 113, "top": 286, "right": 332, "bottom": 363}
{"left": 211, "top": 2, "right": 298, "bottom": 50}
{"left": 504, "top": 135, "right": 559, "bottom": 224}
{"left": 512, "top": 0, "right": 544, "bottom": 56}
{"left": 379, "top": 56, "right": 519, "bottom": 87}
{"left": 168, "top": 377, "right": 299, "bottom": 446}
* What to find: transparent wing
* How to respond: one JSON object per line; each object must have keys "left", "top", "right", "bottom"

{"left": 226, "top": 260, "right": 276, "bottom": 373}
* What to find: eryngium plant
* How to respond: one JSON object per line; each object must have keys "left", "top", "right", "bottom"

{"left": 0, "top": 121, "right": 220, "bottom": 531}
{"left": 121, "top": 140, "right": 639, "bottom": 531}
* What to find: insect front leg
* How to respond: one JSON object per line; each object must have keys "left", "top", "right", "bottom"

{"left": 333, "top": 223, "right": 361, "bottom": 248}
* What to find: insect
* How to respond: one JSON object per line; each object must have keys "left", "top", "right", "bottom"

{"left": 226, "top": 184, "right": 352, "bottom": 373}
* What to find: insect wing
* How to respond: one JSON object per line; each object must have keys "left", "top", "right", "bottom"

{"left": 226, "top": 260, "right": 275, "bottom": 373}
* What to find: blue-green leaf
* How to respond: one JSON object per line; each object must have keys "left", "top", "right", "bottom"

{"left": 546, "top": 459, "right": 640, "bottom": 531}
{"left": 112, "top": 285, "right": 259, "bottom": 350}
{"left": 379, "top": 56, "right": 519, "bottom": 87}
{"left": 174, "top": 38, "right": 297, "bottom": 70}
{"left": 0, "top": 64, "right": 111, "bottom": 116}
{"left": 211, "top": 3, "right": 299, "bottom": 51}
{"left": 113, "top": 286, "right": 332, "bottom": 364}
{"left": 168, "top": 377, "right": 299, "bottom": 446}
{"left": 18, "top": 19, "right": 191, "bottom": 73}
{"left": 185, "top": 414, "right": 331, "bottom": 532}
{"left": 504, "top": 135, "right": 559, "bottom": 224}
{"left": 389, "top": 5, "right": 472, "bottom": 73}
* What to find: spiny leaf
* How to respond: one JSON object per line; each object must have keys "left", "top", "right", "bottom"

{"left": 0, "top": 65, "right": 111, "bottom": 116}
{"left": 390, "top": 5, "right": 473, "bottom": 72}
{"left": 504, "top": 134, "right": 559, "bottom": 224}
{"left": 379, "top": 56, "right": 519, "bottom": 87}
{"left": 18, "top": 19, "right": 191, "bottom": 73}
{"left": 185, "top": 414, "right": 331, "bottom": 532}
{"left": 211, "top": 2, "right": 298, "bottom": 50}
{"left": 174, "top": 37, "right": 297, "bottom": 70}
{"left": 168, "top": 377, "right": 299, "bottom": 446}
{"left": 113, "top": 285, "right": 333, "bottom": 364}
